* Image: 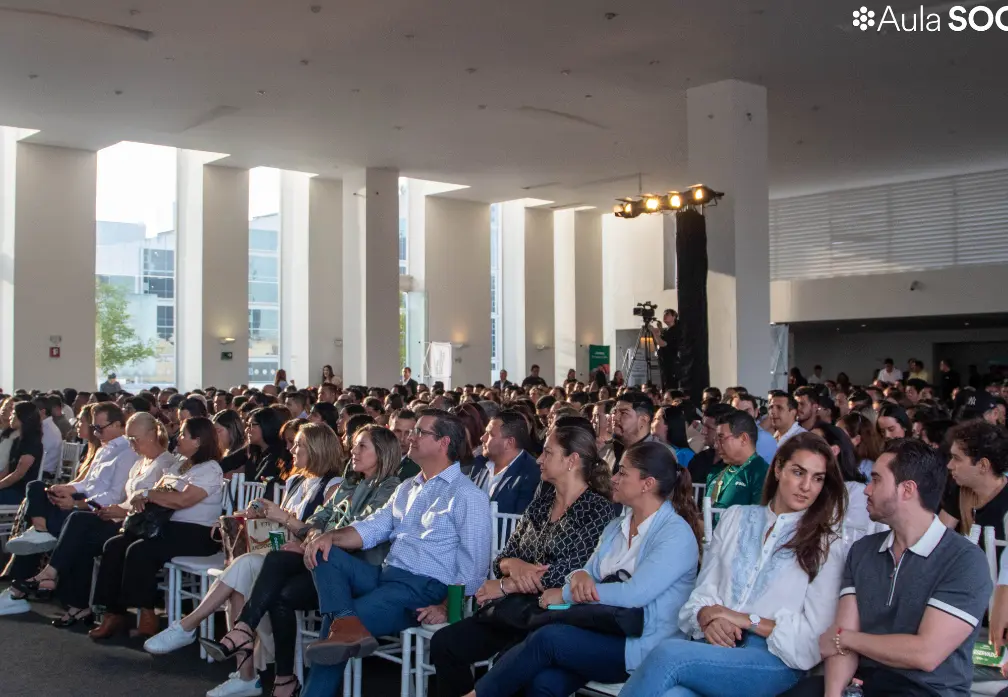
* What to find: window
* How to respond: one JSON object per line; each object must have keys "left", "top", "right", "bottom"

{"left": 95, "top": 142, "right": 178, "bottom": 389}
{"left": 399, "top": 179, "right": 408, "bottom": 276}
{"left": 489, "top": 203, "right": 503, "bottom": 380}
{"left": 400, "top": 292, "right": 408, "bottom": 369}
{"left": 249, "top": 167, "right": 281, "bottom": 384}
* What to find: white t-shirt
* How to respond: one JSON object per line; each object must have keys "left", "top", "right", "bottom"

{"left": 161, "top": 460, "right": 224, "bottom": 526}
{"left": 877, "top": 367, "right": 903, "bottom": 384}
{"left": 40, "top": 417, "right": 63, "bottom": 475}
{"left": 123, "top": 451, "right": 180, "bottom": 505}
{"left": 844, "top": 481, "right": 871, "bottom": 532}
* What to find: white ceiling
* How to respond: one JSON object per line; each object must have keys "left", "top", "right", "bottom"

{"left": 0, "top": 0, "right": 1006, "bottom": 208}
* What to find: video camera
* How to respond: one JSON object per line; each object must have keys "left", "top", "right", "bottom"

{"left": 633, "top": 301, "right": 658, "bottom": 324}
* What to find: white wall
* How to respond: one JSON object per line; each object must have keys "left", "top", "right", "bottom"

{"left": 525, "top": 208, "right": 555, "bottom": 382}
{"left": 772, "top": 264, "right": 1008, "bottom": 324}
{"left": 280, "top": 171, "right": 311, "bottom": 387}
{"left": 573, "top": 211, "right": 604, "bottom": 380}
{"left": 11, "top": 143, "right": 97, "bottom": 390}
{"left": 425, "top": 196, "right": 491, "bottom": 385}
{"left": 308, "top": 177, "right": 343, "bottom": 383}
{"left": 554, "top": 210, "right": 577, "bottom": 383}
{"left": 201, "top": 165, "right": 249, "bottom": 389}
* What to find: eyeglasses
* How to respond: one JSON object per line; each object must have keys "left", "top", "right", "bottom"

{"left": 411, "top": 426, "right": 438, "bottom": 439}
{"left": 92, "top": 423, "right": 113, "bottom": 433}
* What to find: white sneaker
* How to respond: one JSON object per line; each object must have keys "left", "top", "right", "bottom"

{"left": 206, "top": 672, "right": 262, "bottom": 697}
{"left": 4, "top": 528, "right": 58, "bottom": 555}
{"left": 144, "top": 619, "right": 197, "bottom": 654}
{"left": 0, "top": 588, "right": 31, "bottom": 616}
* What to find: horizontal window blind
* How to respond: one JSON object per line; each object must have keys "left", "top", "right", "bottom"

{"left": 770, "top": 169, "right": 1008, "bottom": 280}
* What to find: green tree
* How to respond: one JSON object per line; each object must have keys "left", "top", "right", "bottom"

{"left": 95, "top": 279, "right": 156, "bottom": 376}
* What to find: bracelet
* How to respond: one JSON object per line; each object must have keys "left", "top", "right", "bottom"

{"left": 834, "top": 628, "right": 847, "bottom": 656}
{"left": 499, "top": 578, "right": 508, "bottom": 596}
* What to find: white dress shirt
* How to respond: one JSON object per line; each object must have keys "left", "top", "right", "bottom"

{"left": 40, "top": 417, "right": 63, "bottom": 475}
{"left": 122, "top": 451, "right": 181, "bottom": 505}
{"left": 775, "top": 421, "right": 807, "bottom": 446}
{"left": 482, "top": 452, "right": 521, "bottom": 497}
{"left": 72, "top": 436, "right": 139, "bottom": 507}
{"left": 680, "top": 504, "right": 844, "bottom": 670}
{"left": 877, "top": 367, "right": 903, "bottom": 384}
{"left": 599, "top": 507, "right": 657, "bottom": 579}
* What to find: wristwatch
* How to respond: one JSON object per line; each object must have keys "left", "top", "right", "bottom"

{"left": 748, "top": 613, "right": 760, "bottom": 629}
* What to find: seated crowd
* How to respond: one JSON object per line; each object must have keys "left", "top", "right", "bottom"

{"left": 1, "top": 359, "right": 1008, "bottom": 697}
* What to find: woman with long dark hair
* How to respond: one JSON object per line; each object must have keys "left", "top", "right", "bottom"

{"left": 651, "top": 405, "right": 695, "bottom": 469}
{"left": 811, "top": 421, "right": 869, "bottom": 532}
{"left": 839, "top": 411, "right": 883, "bottom": 480}
{"left": 460, "top": 441, "right": 702, "bottom": 697}
{"left": 876, "top": 403, "right": 910, "bottom": 441}
{"left": 620, "top": 432, "right": 847, "bottom": 697}
{"left": 320, "top": 364, "right": 335, "bottom": 384}
{"left": 214, "top": 409, "right": 248, "bottom": 475}
{"left": 0, "top": 402, "right": 43, "bottom": 504}
{"left": 244, "top": 407, "right": 292, "bottom": 484}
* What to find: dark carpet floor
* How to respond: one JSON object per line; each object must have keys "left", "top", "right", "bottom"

{"left": 0, "top": 583, "right": 403, "bottom": 697}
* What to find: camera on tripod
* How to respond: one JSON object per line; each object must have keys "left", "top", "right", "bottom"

{"left": 633, "top": 301, "right": 659, "bottom": 325}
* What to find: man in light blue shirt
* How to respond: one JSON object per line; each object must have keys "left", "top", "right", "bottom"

{"left": 299, "top": 409, "right": 491, "bottom": 697}
{"left": 732, "top": 393, "right": 778, "bottom": 465}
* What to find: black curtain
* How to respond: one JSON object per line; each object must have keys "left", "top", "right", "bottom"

{"left": 675, "top": 209, "right": 710, "bottom": 406}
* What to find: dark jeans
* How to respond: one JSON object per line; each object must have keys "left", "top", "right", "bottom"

{"left": 778, "top": 668, "right": 943, "bottom": 697}
{"left": 48, "top": 510, "right": 121, "bottom": 609}
{"left": 474, "top": 624, "right": 628, "bottom": 697}
{"left": 237, "top": 550, "right": 319, "bottom": 677}
{"left": 302, "top": 549, "right": 448, "bottom": 697}
{"left": 93, "top": 521, "right": 220, "bottom": 613}
{"left": 430, "top": 616, "right": 527, "bottom": 697}
{"left": 0, "top": 486, "right": 28, "bottom": 505}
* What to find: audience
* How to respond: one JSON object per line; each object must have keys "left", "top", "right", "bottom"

{"left": 706, "top": 409, "right": 769, "bottom": 509}
{"left": 939, "top": 420, "right": 1008, "bottom": 543}
{"left": 0, "top": 401, "right": 43, "bottom": 504}
{"left": 651, "top": 405, "right": 695, "bottom": 470}
{"left": 770, "top": 390, "right": 806, "bottom": 445}
{"left": 471, "top": 410, "right": 541, "bottom": 514}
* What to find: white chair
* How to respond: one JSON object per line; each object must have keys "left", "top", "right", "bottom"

{"left": 59, "top": 441, "right": 85, "bottom": 482}
{"left": 702, "top": 497, "right": 725, "bottom": 548}
{"left": 490, "top": 501, "right": 523, "bottom": 558}
{"left": 293, "top": 609, "right": 362, "bottom": 697}
{"left": 692, "top": 483, "right": 705, "bottom": 505}
{"left": 981, "top": 526, "right": 1008, "bottom": 615}
{"left": 581, "top": 683, "right": 625, "bottom": 696}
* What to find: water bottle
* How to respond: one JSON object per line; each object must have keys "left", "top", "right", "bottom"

{"left": 841, "top": 685, "right": 864, "bottom": 697}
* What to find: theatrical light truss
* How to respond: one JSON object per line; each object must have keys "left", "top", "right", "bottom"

{"left": 613, "top": 184, "right": 723, "bottom": 219}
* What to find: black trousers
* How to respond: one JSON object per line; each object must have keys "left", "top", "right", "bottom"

{"left": 1, "top": 481, "right": 75, "bottom": 581}
{"left": 237, "top": 550, "right": 319, "bottom": 677}
{"left": 93, "top": 521, "right": 220, "bottom": 613}
{"left": 48, "top": 510, "right": 121, "bottom": 609}
{"left": 778, "top": 668, "right": 942, "bottom": 697}
{"left": 429, "top": 615, "right": 527, "bottom": 697}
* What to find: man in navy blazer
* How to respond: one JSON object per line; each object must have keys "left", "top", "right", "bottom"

{"left": 471, "top": 409, "right": 540, "bottom": 515}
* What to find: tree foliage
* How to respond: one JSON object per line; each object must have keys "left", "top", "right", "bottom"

{"left": 95, "top": 279, "right": 156, "bottom": 376}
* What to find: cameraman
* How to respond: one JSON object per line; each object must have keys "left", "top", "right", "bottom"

{"left": 650, "top": 308, "right": 681, "bottom": 391}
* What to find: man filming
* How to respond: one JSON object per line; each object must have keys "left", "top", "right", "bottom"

{"left": 651, "top": 308, "right": 681, "bottom": 391}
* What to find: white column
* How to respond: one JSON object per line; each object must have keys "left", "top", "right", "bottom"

{"left": 342, "top": 167, "right": 400, "bottom": 386}
{"left": 4, "top": 142, "right": 97, "bottom": 390}
{"left": 573, "top": 211, "right": 604, "bottom": 379}
{"left": 425, "top": 195, "right": 491, "bottom": 385}
{"left": 307, "top": 177, "right": 343, "bottom": 383}
{"left": 280, "top": 170, "right": 311, "bottom": 387}
{"left": 687, "top": 80, "right": 770, "bottom": 394}
{"left": 553, "top": 210, "right": 577, "bottom": 382}
{"left": 501, "top": 201, "right": 527, "bottom": 378}
{"left": 177, "top": 154, "right": 248, "bottom": 390}
{"left": 405, "top": 180, "right": 428, "bottom": 378}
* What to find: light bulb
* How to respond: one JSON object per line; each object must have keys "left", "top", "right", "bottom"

{"left": 645, "top": 197, "right": 660, "bottom": 211}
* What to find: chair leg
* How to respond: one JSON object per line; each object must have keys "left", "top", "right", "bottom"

{"left": 342, "top": 661, "right": 352, "bottom": 697}
{"left": 400, "top": 630, "right": 413, "bottom": 697}
{"left": 200, "top": 573, "right": 211, "bottom": 662}
{"left": 353, "top": 657, "right": 362, "bottom": 697}
{"left": 414, "top": 631, "right": 424, "bottom": 697}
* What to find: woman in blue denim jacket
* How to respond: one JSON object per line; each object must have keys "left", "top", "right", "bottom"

{"left": 464, "top": 441, "right": 703, "bottom": 697}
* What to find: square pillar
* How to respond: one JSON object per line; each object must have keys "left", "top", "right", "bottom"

{"left": 280, "top": 170, "right": 311, "bottom": 387}
{"left": 342, "top": 167, "right": 400, "bottom": 386}
{"left": 573, "top": 211, "right": 604, "bottom": 380}
{"left": 553, "top": 210, "right": 577, "bottom": 383}
{"left": 687, "top": 80, "right": 770, "bottom": 394}
{"left": 307, "top": 177, "right": 343, "bottom": 384}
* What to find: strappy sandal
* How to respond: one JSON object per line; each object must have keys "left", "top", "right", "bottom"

{"left": 11, "top": 576, "right": 56, "bottom": 601}
{"left": 199, "top": 625, "right": 256, "bottom": 666}
{"left": 271, "top": 676, "right": 301, "bottom": 697}
{"left": 52, "top": 607, "right": 93, "bottom": 628}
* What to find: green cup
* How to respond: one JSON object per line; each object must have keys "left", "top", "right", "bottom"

{"left": 446, "top": 584, "right": 465, "bottom": 623}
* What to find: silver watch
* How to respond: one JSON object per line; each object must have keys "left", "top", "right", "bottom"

{"left": 748, "top": 613, "right": 760, "bottom": 629}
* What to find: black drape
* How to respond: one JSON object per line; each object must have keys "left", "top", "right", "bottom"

{"left": 675, "top": 209, "right": 710, "bottom": 406}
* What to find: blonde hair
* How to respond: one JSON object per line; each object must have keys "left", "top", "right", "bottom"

{"left": 126, "top": 411, "right": 169, "bottom": 449}
{"left": 293, "top": 422, "right": 346, "bottom": 478}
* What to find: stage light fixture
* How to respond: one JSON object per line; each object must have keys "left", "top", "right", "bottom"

{"left": 668, "top": 192, "right": 682, "bottom": 209}
{"left": 645, "top": 195, "right": 661, "bottom": 211}
{"left": 613, "top": 184, "right": 722, "bottom": 218}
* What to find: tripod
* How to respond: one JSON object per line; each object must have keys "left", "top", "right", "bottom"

{"left": 623, "top": 320, "right": 659, "bottom": 387}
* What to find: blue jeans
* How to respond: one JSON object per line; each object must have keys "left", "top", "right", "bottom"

{"left": 620, "top": 634, "right": 802, "bottom": 697}
{"left": 302, "top": 549, "right": 447, "bottom": 697}
{"left": 474, "top": 624, "right": 628, "bottom": 697}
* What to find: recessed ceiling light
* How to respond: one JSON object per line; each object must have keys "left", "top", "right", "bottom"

{"left": 477, "top": 104, "right": 487, "bottom": 110}
{"left": 256, "top": 90, "right": 267, "bottom": 96}
{"left": 28, "top": 73, "right": 38, "bottom": 79}
{"left": 649, "top": 60, "right": 660, "bottom": 66}
{"left": 351, "top": 88, "right": 360, "bottom": 94}
{"left": 114, "top": 89, "right": 123, "bottom": 96}
{"left": 300, "top": 59, "right": 310, "bottom": 66}
{"left": 164, "top": 56, "right": 175, "bottom": 61}
{"left": 404, "top": 33, "right": 415, "bottom": 39}
{"left": 584, "top": 94, "right": 592, "bottom": 99}
{"left": 560, "top": 69, "right": 571, "bottom": 76}
{"left": 394, "top": 125, "right": 403, "bottom": 131}
{"left": 465, "top": 67, "right": 477, "bottom": 74}
{"left": 604, "top": 12, "right": 618, "bottom": 20}
{"left": 129, "top": 8, "right": 140, "bottom": 16}
{"left": 310, "top": 4, "right": 322, "bottom": 13}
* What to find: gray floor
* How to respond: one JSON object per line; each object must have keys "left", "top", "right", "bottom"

{"left": 0, "top": 583, "right": 403, "bottom": 697}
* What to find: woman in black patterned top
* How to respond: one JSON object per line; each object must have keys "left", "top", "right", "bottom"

{"left": 431, "top": 424, "right": 616, "bottom": 697}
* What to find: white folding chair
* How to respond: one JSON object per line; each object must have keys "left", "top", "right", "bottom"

{"left": 581, "top": 683, "right": 625, "bottom": 696}
{"left": 293, "top": 610, "right": 361, "bottom": 697}
{"left": 490, "top": 501, "right": 523, "bottom": 559}
{"left": 982, "top": 527, "right": 1008, "bottom": 615}
{"left": 702, "top": 497, "right": 725, "bottom": 549}
{"left": 59, "top": 441, "right": 85, "bottom": 482}
{"left": 692, "top": 483, "right": 705, "bottom": 505}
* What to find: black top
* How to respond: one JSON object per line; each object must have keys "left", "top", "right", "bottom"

{"left": 492, "top": 482, "right": 616, "bottom": 589}
{"left": 688, "top": 448, "right": 724, "bottom": 490}
{"left": 6, "top": 435, "right": 42, "bottom": 499}
{"left": 521, "top": 375, "right": 548, "bottom": 389}
{"left": 657, "top": 324, "right": 680, "bottom": 367}
{"left": 220, "top": 447, "right": 251, "bottom": 475}
{"left": 941, "top": 480, "right": 1008, "bottom": 546}
{"left": 245, "top": 445, "right": 293, "bottom": 484}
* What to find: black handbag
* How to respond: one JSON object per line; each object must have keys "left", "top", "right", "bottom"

{"left": 121, "top": 500, "right": 175, "bottom": 539}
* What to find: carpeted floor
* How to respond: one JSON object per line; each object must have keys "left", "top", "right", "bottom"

{"left": 0, "top": 583, "right": 403, "bottom": 697}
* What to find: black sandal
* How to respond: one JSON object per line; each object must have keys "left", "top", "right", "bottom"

{"left": 271, "top": 676, "right": 301, "bottom": 697}
{"left": 11, "top": 577, "right": 56, "bottom": 601}
{"left": 199, "top": 625, "right": 256, "bottom": 664}
{"left": 52, "top": 607, "right": 93, "bottom": 628}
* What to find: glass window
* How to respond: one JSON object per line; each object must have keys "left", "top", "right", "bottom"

{"left": 249, "top": 255, "right": 279, "bottom": 282}
{"left": 489, "top": 202, "right": 503, "bottom": 379}
{"left": 95, "top": 142, "right": 177, "bottom": 389}
{"left": 249, "top": 167, "right": 281, "bottom": 382}
{"left": 249, "top": 227, "right": 278, "bottom": 251}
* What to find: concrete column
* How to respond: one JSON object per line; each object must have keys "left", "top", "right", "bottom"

{"left": 342, "top": 167, "right": 400, "bottom": 387}
{"left": 573, "top": 211, "right": 604, "bottom": 380}
{"left": 425, "top": 196, "right": 491, "bottom": 385}
{"left": 280, "top": 170, "right": 311, "bottom": 387}
{"left": 501, "top": 201, "right": 527, "bottom": 379}
{"left": 307, "top": 177, "right": 343, "bottom": 384}
{"left": 405, "top": 180, "right": 428, "bottom": 379}
{"left": 687, "top": 79, "right": 770, "bottom": 394}
{"left": 2, "top": 142, "right": 97, "bottom": 390}
{"left": 553, "top": 211, "right": 577, "bottom": 383}
{"left": 177, "top": 159, "right": 249, "bottom": 390}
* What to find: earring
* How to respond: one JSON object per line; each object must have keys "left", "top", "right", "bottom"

{"left": 567, "top": 465, "right": 572, "bottom": 472}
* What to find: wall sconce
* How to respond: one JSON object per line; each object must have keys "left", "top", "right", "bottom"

{"left": 535, "top": 344, "right": 552, "bottom": 351}
{"left": 451, "top": 342, "right": 468, "bottom": 350}
{"left": 219, "top": 337, "right": 236, "bottom": 345}
{"left": 334, "top": 338, "right": 344, "bottom": 347}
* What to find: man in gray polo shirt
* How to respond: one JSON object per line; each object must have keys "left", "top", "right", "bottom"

{"left": 780, "top": 439, "right": 991, "bottom": 697}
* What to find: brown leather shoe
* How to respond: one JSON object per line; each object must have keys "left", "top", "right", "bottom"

{"left": 303, "top": 616, "right": 378, "bottom": 666}
{"left": 88, "top": 613, "right": 127, "bottom": 640}
{"left": 129, "top": 608, "right": 159, "bottom": 638}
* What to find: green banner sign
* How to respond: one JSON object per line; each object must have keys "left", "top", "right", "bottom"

{"left": 589, "top": 345, "right": 610, "bottom": 374}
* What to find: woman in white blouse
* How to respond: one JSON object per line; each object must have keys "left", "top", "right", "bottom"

{"left": 620, "top": 432, "right": 848, "bottom": 697}
{"left": 89, "top": 416, "right": 224, "bottom": 641}
{"left": 10, "top": 412, "right": 178, "bottom": 627}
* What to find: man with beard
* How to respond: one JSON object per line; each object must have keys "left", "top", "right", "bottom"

{"left": 610, "top": 391, "right": 663, "bottom": 469}
{"left": 794, "top": 386, "right": 820, "bottom": 432}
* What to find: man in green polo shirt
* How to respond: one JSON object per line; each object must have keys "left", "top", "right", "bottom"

{"left": 706, "top": 409, "right": 770, "bottom": 508}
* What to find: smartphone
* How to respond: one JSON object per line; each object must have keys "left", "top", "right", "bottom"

{"left": 87, "top": 500, "right": 103, "bottom": 511}
{"left": 546, "top": 604, "right": 571, "bottom": 611}
{"left": 71, "top": 492, "right": 87, "bottom": 501}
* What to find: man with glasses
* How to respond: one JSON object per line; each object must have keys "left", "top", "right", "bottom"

{"left": 298, "top": 409, "right": 491, "bottom": 697}
{"left": 706, "top": 409, "right": 769, "bottom": 510}
{"left": 686, "top": 402, "right": 733, "bottom": 487}
{"left": 4, "top": 403, "right": 137, "bottom": 557}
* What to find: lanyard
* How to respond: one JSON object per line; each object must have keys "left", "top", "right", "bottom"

{"left": 713, "top": 453, "right": 757, "bottom": 503}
